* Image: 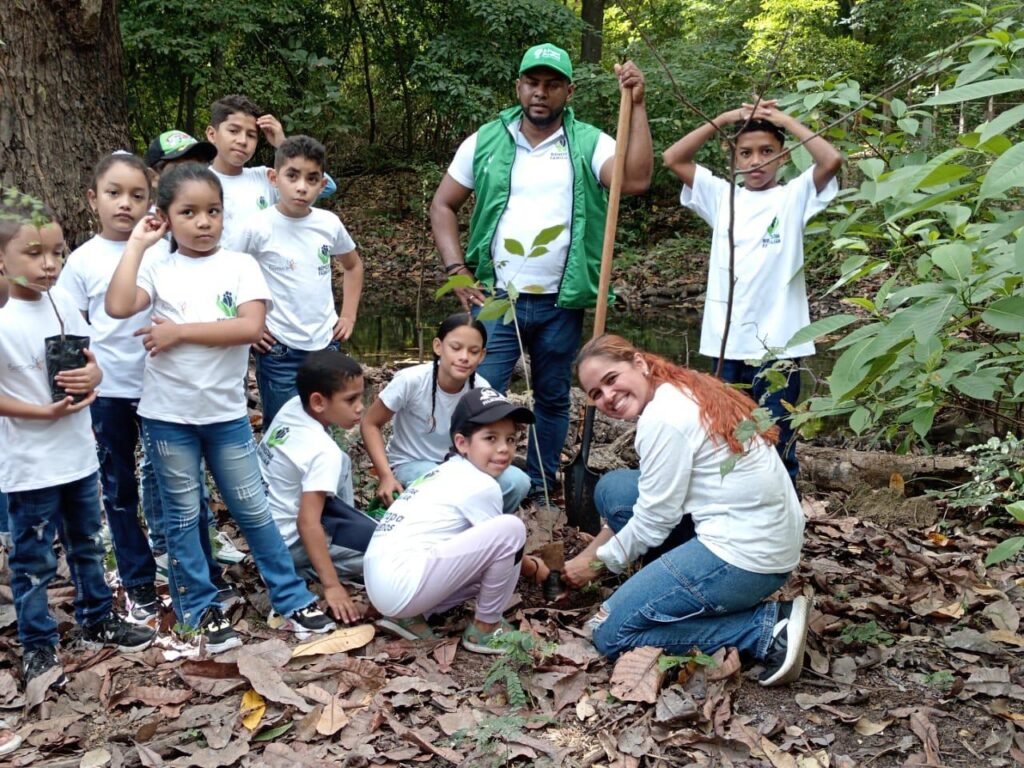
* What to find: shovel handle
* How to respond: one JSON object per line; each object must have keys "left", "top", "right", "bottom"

{"left": 593, "top": 86, "right": 634, "bottom": 339}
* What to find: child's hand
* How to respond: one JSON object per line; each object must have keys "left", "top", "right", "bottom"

{"left": 521, "top": 555, "right": 551, "bottom": 585}
{"left": 741, "top": 99, "right": 786, "bottom": 126}
{"left": 135, "top": 316, "right": 182, "bottom": 356}
{"left": 332, "top": 314, "right": 355, "bottom": 342}
{"left": 256, "top": 114, "right": 286, "bottom": 147}
{"left": 377, "top": 476, "right": 404, "bottom": 507}
{"left": 128, "top": 215, "right": 168, "bottom": 250}
{"left": 43, "top": 390, "right": 98, "bottom": 419}
{"left": 253, "top": 328, "right": 277, "bottom": 353}
{"left": 323, "top": 584, "right": 363, "bottom": 624}
{"left": 55, "top": 348, "right": 102, "bottom": 395}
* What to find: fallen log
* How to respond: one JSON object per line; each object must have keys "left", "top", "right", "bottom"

{"left": 799, "top": 445, "right": 969, "bottom": 494}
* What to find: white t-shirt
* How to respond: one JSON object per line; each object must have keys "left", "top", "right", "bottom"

{"left": 211, "top": 166, "right": 276, "bottom": 252}
{"left": 379, "top": 363, "right": 491, "bottom": 467}
{"left": 0, "top": 290, "right": 99, "bottom": 492}
{"left": 238, "top": 207, "right": 357, "bottom": 351}
{"left": 682, "top": 165, "right": 838, "bottom": 360}
{"left": 448, "top": 121, "right": 615, "bottom": 294}
{"left": 58, "top": 235, "right": 151, "bottom": 398}
{"left": 596, "top": 383, "right": 804, "bottom": 575}
{"left": 258, "top": 395, "right": 353, "bottom": 548}
{"left": 363, "top": 456, "right": 502, "bottom": 614}
{"left": 135, "top": 247, "right": 272, "bottom": 424}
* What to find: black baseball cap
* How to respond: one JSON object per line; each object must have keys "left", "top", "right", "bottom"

{"left": 145, "top": 130, "right": 217, "bottom": 168}
{"left": 450, "top": 388, "right": 535, "bottom": 443}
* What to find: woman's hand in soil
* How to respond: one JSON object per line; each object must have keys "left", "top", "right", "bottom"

{"left": 128, "top": 214, "right": 168, "bottom": 250}
{"left": 56, "top": 348, "right": 102, "bottom": 394}
{"left": 376, "top": 475, "right": 404, "bottom": 507}
{"left": 521, "top": 555, "right": 551, "bottom": 585}
{"left": 563, "top": 552, "right": 601, "bottom": 589}
{"left": 136, "top": 316, "right": 182, "bottom": 356}
{"left": 44, "top": 391, "right": 98, "bottom": 418}
{"left": 324, "top": 584, "right": 364, "bottom": 624}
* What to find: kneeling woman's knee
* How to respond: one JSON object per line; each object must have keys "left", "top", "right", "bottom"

{"left": 591, "top": 618, "right": 621, "bottom": 660}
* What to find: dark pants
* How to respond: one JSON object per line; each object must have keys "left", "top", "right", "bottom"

{"left": 289, "top": 497, "right": 378, "bottom": 582}
{"left": 254, "top": 340, "right": 341, "bottom": 429}
{"left": 712, "top": 358, "right": 801, "bottom": 485}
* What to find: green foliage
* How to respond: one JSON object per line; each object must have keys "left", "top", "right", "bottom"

{"left": 933, "top": 434, "right": 1024, "bottom": 512}
{"left": 658, "top": 651, "right": 717, "bottom": 672}
{"left": 451, "top": 714, "right": 532, "bottom": 768}
{"left": 922, "top": 669, "right": 956, "bottom": 691}
{"left": 481, "top": 630, "right": 555, "bottom": 710}
{"left": 840, "top": 620, "right": 896, "bottom": 647}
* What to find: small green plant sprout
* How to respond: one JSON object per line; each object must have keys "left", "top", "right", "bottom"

{"left": 720, "top": 405, "right": 776, "bottom": 477}
{"left": 922, "top": 670, "right": 956, "bottom": 692}
{"left": 658, "top": 651, "right": 717, "bottom": 673}
{"left": 482, "top": 630, "right": 555, "bottom": 710}
{"left": 450, "top": 713, "right": 532, "bottom": 768}
{"left": 840, "top": 620, "right": 895, "bottom": 647}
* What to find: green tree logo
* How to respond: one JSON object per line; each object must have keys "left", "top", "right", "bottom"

{"left": 266, "top": 426, "right": 290, "bottom": 448}
{"left": 318, "top": 244, "right": 330, "bottom": 265}
{"left": 216, "top": 291, "right": 237, "bottom": 317}
{"left": 257, "top": 196, "right": 268, "bottom": 210}
{"left": 766, "top": 216, "right": 779, "bottom": 236}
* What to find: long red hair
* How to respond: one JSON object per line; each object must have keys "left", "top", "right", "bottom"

{"left": 577, "top": 334, "right": 779, "bottom": 453}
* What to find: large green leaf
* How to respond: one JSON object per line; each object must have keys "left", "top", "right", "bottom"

{"left": 985, "top": 536, "right": 1024, "bottom": 566}
{"left": 785, "top": 314, "right": 859, "bottom": 349}
{"left": 829, "top": 339, "right": 876, "bottom": 401}
{"left": 923, "top": 78, "right": 1024, "bottom": 106}
{"left": 504, "top": 238, "right": 525, "bottom": 256}
{"left": 930, "top": 243, "right": 972, "bottom": 282}
{"left": 531, "top": 224, "right": 566, "bottom": 248}
{"left": 979, "top": 142, "right": 1024, "bottom": 200}
{"left": 979, "top": 103, "right": 1024, "bottom": 144}
{"left": 981, "top": 296, "right": 1024, "bottom": 332}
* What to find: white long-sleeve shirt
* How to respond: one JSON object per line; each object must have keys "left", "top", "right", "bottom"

{"left": 596, "top": 383, "right": 804, "bottom": 575}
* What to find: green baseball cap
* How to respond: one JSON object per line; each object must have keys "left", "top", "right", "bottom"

{"left": 519, "top": 43, "right": 573, "bottom": 81}
{"left": 144, "top": 130, "right": 216, "bottom": 168}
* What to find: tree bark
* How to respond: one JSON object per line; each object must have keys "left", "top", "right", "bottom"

{"left": 799, "top": 445, "right": 969, "bottom": 494}
{"left": 581, "top": 0, "right": 605, "bottom": 64}
{"left": 0, "top": 0, "right": 131, "bottom": 247}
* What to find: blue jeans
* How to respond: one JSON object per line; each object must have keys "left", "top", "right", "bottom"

{"left": 591, "top": 468, "right": 789, "bottom": 660}
{"left": 713, "top": 358, "right": 801, "bottom": 484}
{"left": 91, "top": 397, "right": 159, "bottom": 589}
{"left": 393, "top": 460, "right": 531, "bottom": 515}
{"left": 255, "top": 340, "right": 340, "bottom": 428}
{"left": 8, "top": 473, "right": 113, "bottom": 649}
{"left": 474, "top": 293, "right": 584, "bottom": 491}
{"left": 141, "top": 416, "right": 314, "bottom": 626}
{"left": 0, "top": 492, "right": 9, "bottom": 547}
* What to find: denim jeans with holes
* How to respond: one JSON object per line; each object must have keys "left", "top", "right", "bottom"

{"left": 8, "top": 473, "right": 113, "bottom": 650}
{"left": 590, "top": 468, "right": 789, "bottom": 661}
{"left": 141, "top": 416, "right": 315, "bottom": 626}
{"left": 473, "top": 293, "right": 584, "bottom": 492}
{"left": 255, "top": 340, "right": 340, "bottom": 429}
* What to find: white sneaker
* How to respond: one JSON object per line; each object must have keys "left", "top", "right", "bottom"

{"left": 211, "top": 530, "right": 246, "bottom": 565}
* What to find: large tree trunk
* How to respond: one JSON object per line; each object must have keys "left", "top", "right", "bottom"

{"left": 0, "top": 0, "right": 130, "bottom": 247}
{"left": 581, "top": 0, "right": 605, "bottom": 64}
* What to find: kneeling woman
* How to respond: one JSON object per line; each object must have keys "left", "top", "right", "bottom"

{"left": 564, "top": 335, "right": 808, "bottom": 686}
{"left": 364, "top": 388, "right": 546, "bottom": 653}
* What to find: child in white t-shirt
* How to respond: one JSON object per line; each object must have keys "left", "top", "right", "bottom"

{"left": 0, "top": 196, "right": 155, "bottom": 690}
{"left": 364, "top": 388, "right": 549, "bottom": 653}
{"left": 663, "top": 100, "right": 842, "bottom": 484}
{"left": 204, "top": 95, "right": 337, "bottom": 250}
{"left": 258, "top": 350, "right": 377, "bottom": 623}
{"left": 105, "top": 163, "right": 336, "bottom": 652}
{"left": 361, "top": 313, "right": 531, "bottom": 515}
{"left": 238, "top": 135, "right": 364, "bottom": 427}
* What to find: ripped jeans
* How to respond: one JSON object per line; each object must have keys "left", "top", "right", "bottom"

{"left": 8, "top": 473, "right": 113, "bottom": 650}
{"left": 141, "top": 416, "right": 314, "bottom": 626}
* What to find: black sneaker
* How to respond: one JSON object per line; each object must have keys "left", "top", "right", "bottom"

{"left": 22, "top": 645, "right": 67, "bottom": 690}
{"left": 270, "top": 602, "right": 336, "bottom": 636}
{"left": 196, "top": 605, "right": 242, "bottom": 654}
{"left": 126, "top": 583, "right": 160, "bottom": 627}
{"left": 82, "top": 612, "right": 157, "bottom": 653}
{"left": 759, "top": 596, "right": 810, "bottom": 687}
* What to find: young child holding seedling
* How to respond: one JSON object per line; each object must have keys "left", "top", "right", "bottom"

{"left": 361, "top": 313, "right": 530, "bottom": 515}
{"left": 205, "top": 95, "right": 336, "bottom": 250}
{"left": 238, "top": 135, "right": 363, "bottom": 427}
{"left": 105, "top": 164, "right": 335, "bottom": 652}
{"left": 663, "top": 100, "right": 842, "bottom": 485}
{"left": 363, "top": 387, "right": 549, "bottom": 653}
{"left": 0, "top": 195, "right": 156, "bottom": 689}
{"left": 258, "top": 349, "right": 377, "bottom": 624}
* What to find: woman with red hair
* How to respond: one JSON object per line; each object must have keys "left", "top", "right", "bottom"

{"left": 564, "top": 334, "right": 808, "bottom": 686}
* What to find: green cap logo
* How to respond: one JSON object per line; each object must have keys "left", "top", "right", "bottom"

{"left": 519, "top": 43, "right": 573, "bottom": 81}
{"left": 159, "top": 130, "right": 196, "bottom": 153}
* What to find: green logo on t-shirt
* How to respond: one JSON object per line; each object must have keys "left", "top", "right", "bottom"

{"left": 216, "top": 291, "right": 237, "bottom": 318}
{"left": 266, "top": 426, "right": 290, "bottom": 448}
{"left": 318, "top": 244, "right": 330, "bottom": 265}
{"left": 257, "top": 195, "right": 268, "bottom": 210}
{"left": 762, "top": 216, "right": 781, "bottom": 247}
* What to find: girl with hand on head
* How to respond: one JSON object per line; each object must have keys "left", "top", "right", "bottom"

{"left": 361, "top": 312, "right": 531, "bottom": 515}
{"left": 564, "top": 334, "right": 809, "bottom": 687}
{"left": 105, "top": 163, "right": 334, "bottom": 652}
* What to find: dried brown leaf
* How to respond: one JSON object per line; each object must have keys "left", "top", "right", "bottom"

{"left": 237, "top": 653, "right": 311, "bottom": 712}
{"left": 168, "top": 738, "right": 250, "bottom": 768}
{"left": 335, "top": 657, "right": 387, "bottom": 690}
{"left": 110, "top": 685, "right": 193, "bottom": 709}
{"left": 609, "top": 646, "right": 664, "bottom": 704}
{"left": 655, "top": 687, "right": 699, "bottom": 725}
{"left": 81, "top": 748, "right": 112, "bottom": 767}
{"left": 760, "top": 737, "right": 797, "bottom": 768}
{"left": 909, "top": 710, "right": 940, "bottom": 765}
{"left": 316, "top": 695, "right": 349, "bottom": 736}
{"left": 705, "top": 647, "right": 742, "bottom": 682}
{"left": 290, "top": 624, "right": 375, "bottom": 658}
{"left": 553, "top": 670, "right": 588, "bottom": 712}
{"left": 133, "top": 742, "right": 164, "bottom": 768}
{"left": 432, "top": 638, "right": 459, "bottom": 672}
{"left": 853, "top": 717, "right": 893, "bottom": 736}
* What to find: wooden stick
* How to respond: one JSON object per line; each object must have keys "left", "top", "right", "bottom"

{"left": 593, "top": 87, "right": 633, "bottom": 338}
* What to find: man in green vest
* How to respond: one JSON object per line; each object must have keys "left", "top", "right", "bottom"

{"left": 430, "top": 43, "right": 652, "bottom": 503}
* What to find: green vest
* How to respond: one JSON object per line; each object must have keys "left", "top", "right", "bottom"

{"left": 465, "top": 105, "right": 610, "bottom": 309}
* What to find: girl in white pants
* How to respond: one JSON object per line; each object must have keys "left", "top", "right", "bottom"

{"left": 364, "top": 388, "right": 546, "bottom": 653}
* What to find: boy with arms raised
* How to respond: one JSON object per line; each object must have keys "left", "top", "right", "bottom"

{"left": 258, "top": 350, "right": 376, "bottom": 623}
{"left": 239, "top": 135, "right": 364, "bottom": 427}
{"left": 663, "top": 100, "right": 842, "bottom": 484}
{"left": 206, "top": 95, "right": 336, "bottom": 250}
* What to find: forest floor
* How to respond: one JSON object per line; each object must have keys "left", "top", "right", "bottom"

{"left": 0, "top": 170, "right": 1021, "bottom": 767}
